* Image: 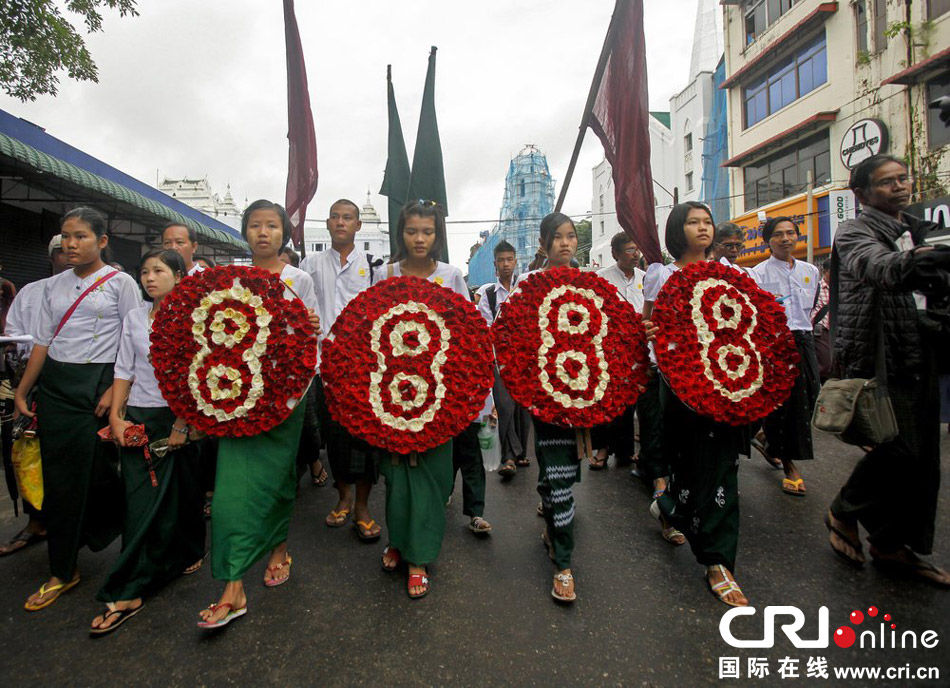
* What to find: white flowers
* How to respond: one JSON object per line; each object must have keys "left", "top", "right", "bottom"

{"left": 188, "top": 278, "right": 271, "bottom": 422}
{"left": 368, "top": 301, "right": 449, "bottom": 432}
{"left": 689, "top": 278, "right": 763, "bottom": 402}
{"left": 537, "top": 285, "right": 610, "bottom": 409}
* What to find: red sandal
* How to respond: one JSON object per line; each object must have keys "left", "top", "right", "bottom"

{"left": 407, "top": 571, "right": 429, "bottom": 599}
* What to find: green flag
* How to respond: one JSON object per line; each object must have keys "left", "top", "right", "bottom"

{"left": 407, "top": 46, "right": 449, "bottom": 262}
{"left": 379, "top": 64, "right": 410, "bottom": 258}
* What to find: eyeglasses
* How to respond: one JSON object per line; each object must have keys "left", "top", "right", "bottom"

{"left": 717, "top": 242, "right": 744, "bottom": 250}
{"left": 872, "top": 174, "right": 912, "bottom": 189}
{"left": 621, "top": 247, "right": 640, "bottom": 255}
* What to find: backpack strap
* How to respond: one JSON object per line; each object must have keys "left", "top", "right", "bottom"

{"left": 366, "top": 253, "right": 385, "bottom": 284}
{"left": 52, "top": 270, "right": 119, "bottom": 342}
{"left": 487, "top": 285, "right": 498, "bottom": 318}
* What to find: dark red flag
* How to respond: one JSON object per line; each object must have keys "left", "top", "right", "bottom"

{"left": 587, "top": 0, "right": 660, "bottom": 264}
{"left": 283, "top": 0, "right": 317, "bottom": 252}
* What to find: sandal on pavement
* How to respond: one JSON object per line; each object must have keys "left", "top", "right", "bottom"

{"left": 536, "top": 502, "right": 545, "bottom": 518}
{"left": 551, "top": 572, "right": 576, "bottom": 603}
{"left": 182, "top": 557, "right": 204, "bottom": 575}
{"left": 263, "top": 555, "right": 292, "bottom": 587}
{"left": 325, "top": 504, "right": 353, "bottom": 527}
{"left": 498, "top": 461, "right": 516, "bottom": 478}
{"left": 782, "top": 477, "right": 806, "bottom": 496}
{"left": 24, "top": 575, "right": 80, "bottom": 612}
{"left": 650, "top": 500, "right": 686, "bottom": 546}
{"left": 355, "top": 519, "right": 382, "bottom": 542}
{"left": 870, "top": 546, "right": 950, "bottom": 588}
{"left": 407, "top": 571, "right": 429, "bottom": 599}
{"left": 587, "top": 456, "right": 607, "bottom": 471}
{"left": 515, "top": 457, "right": 531, "bottom": 467}
{"left": 310, "top": 462, "right": 328, "bottom": 487}
{"left": 0, "top": 529, "right": 46, "bottom": 557}
{"left": 468, "top": 516, "right": 492, "bottom": 535}
{"left": 197, "top": 602, "right": 247, "bottom": 629}
{"left": 751, "top": 435, "right": 782, "bottom": 469}
{"left": 89, "top": 602, "right": 144, "bottom": 636}
{"left": 381, "top": 545, "right": 401, "bottom": 572}
{"left": 824, "top": 510, "right": 865, "bottom": 567}
{"left": 707, "top": 565, "right": 748, "bottom": 607}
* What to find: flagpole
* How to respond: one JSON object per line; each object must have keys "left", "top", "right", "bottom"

{"left": 554, "top": 0, "right": 626, "bottom": 213}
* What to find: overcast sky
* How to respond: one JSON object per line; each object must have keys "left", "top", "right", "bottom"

{"left": 0, "top": 0, "right": 701, "bottom": 267}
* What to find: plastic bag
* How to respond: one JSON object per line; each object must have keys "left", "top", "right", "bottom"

{"left": 478, "top": 419, "right": 501, "bottom": 472}
{"left": 12, "top": 435, "right": 43, "bottom": 510}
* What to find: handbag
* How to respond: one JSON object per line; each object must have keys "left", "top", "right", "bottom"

{"left": 98, "top": 423, "right": 160, "bottom": 487}
{"left": 811, "top": 249, "right": 898, "bottom": 446}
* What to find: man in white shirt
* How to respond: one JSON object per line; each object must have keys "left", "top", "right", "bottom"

{"left": 478, "top": 241, "right": 532, "bottom": 478}
{"left": 161, "top": 223, "right": 203, "bottom": 276}
{"left": 749, "top": 217, "right": 821, "bottom": 497}
{"left": 589, "top": 233, "right": 644, "bottom": 469}
{"left": 302, "top": 200, "right": 384, "bottom": 539}
{"left": 713, "top": 222, "right": 749, "bottom": 273}
{"left": 0, "top": 236, "right": 70, "bottom": 556}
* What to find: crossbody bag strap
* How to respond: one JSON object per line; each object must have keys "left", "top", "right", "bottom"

{"left": 829, "top": 247, "right": 839, "bottom": 372}
{"left": 873, "top": 297, "right": 889, "bottom": 395}
{"left": 51, "top": 270, "right": 119, "bottom": 342}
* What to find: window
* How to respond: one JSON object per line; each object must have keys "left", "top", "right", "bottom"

{"left": 600, "top": 221, "right": 605, "bottom": 236}
{"left": 742, "top": 132, "right": 831, "bottom": 210}
{"left": 745, "top": 0, "right": 800, "bottom": 43}
{"left": 519, "top": 180, "right": 526, "bottom": 197}
{"left": 929, "top": 0, "right": 950, "bottom": 18}
{"left": 364, "top": 241, "right": 370, "bottom": 251}
{"left": 684, "top": 132, "right": 693, "bottom": 153}
{"left": 314, "top": 243, "right": 323, "bottom": 252}
{"left": 685, "top": 172, "right": 694, "bottom": 192}
{"left": 928, "top": 74, "right": 950, "bottom": 150}
{"left": 872, "top": 0, "right": 887, "bottom": 52}
{"left": 855, "top": 1, "right": 868, "bottom": 55}
{"left": 743, "top": 35, "right": 827, "bottom": 128}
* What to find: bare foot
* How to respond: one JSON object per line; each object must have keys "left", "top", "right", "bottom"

{"left": 90, "top": 598, "right": 142, "bottom": 631}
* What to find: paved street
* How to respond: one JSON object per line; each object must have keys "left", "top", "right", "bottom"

{"left": 1, "top": 430, "right": 948, "bottom": 687}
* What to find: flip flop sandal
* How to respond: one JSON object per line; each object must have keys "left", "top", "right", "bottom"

{"left": 325, "top": 505, "right": 353, "bottom": 527}
{"left": 182, "top": 557, "right": 205, "bottom": 575}
{"left": 649, "top": 500, "right": 685, "bottom": 545}
{"left": 381, "top": 545, "right": 401, "bottom": 572}
{"left": 870, "top": 548, "right": 950, "bottom": 588}
{"left": 498, "top": 462, "right": 517, "bottom": 478}
{"left": 782, "top": 478, "right": 806, "bottom": 496}
{"left": 468, "top": 517, "right": 492, "bottom": 534}
{"left": 587, "top": 456, "right": 607, "bottom": 471}
{"left": 707, "top": 565, "right": 747, "bottom": 607}
{"left": 263, "top": 555, "right": 292, "bottom": 587}
{"left": 751, "top": 437, "right": 782, "bottom": 469}
{"left": 311, "top": 465, "right": 329, "bottom": 487}
{"left": 197, "top": 602, "right": 247, "bottom": 629}
{"left": 407, "top": 572, "right": 430, "bottom": 599}
{"left": 0, "top": 530, "right": 45, "bottom": 557}
{"left": 824, "top": 512, "right": 865, "bottom": 567}
{"left": 515, "top": 458, "right": 531, "bottom": 467}
{"left": 551, "top": 572, "right": 576, "bottom": 603}
{"left": 89, "top": 603, "right": 144, "bottom": 636}
{"left": 355, "top": 519, "right": 382, "bottom": 542}
{"left": 24, "top": 575, "right": 81, "bottom": 612}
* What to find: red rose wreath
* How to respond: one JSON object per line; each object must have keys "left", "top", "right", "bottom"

{"left": 492, "top": 267, "right": 650, "bottom": 427}
{"left": 651, "top": 260, "right": 799, "bottom": 425}
{"left": 320, "top": 276, "right": 494, "bottom": 454}
{"left": 150, "top": 265, "right": 317, "bottom": 437}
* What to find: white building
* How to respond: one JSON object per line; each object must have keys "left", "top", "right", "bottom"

{"left": 721, "top": 0, "right": 950, "bottom": 266}
{"left": 669, "top": 0, "right": 725, "bottom": 203}
{"left": 158, "top": 177, "right": 243, "bottom": 230}
{"left": 589, "top": 113, "right": 675, "bottom": 269}
{"left": 301, "top": 192, "right": 390, "bottom": 261}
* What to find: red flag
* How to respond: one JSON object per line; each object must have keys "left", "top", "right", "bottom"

{"left": 283, "top": 0, "right": 317, "bottom": 251}
{"left": 587, "top": 0, "right": 660, "bottom": 264}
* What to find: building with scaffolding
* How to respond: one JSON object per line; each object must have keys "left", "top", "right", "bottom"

{"left": 467, "top": 145, "right": 556, "bottom": 285}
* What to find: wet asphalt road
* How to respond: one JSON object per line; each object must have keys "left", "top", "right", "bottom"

{"left": 0, "top": 430, "right": 948, "bottom": 687}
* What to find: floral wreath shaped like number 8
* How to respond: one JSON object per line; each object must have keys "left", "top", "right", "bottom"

{"left": 492, "top": 267, "right": 650, "bottom": 428}
{"left": 320, "top": 276, "right": 495, "bottom": 455}
{"left": 651, "top": 260, "right": 800, "bottom": 425}
{"left": 150, "top": 265, "right": 318, "bottom": 437}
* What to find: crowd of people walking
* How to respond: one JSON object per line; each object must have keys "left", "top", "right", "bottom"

{"left": 0, "top": 154, "right": 947, "bottom": 636}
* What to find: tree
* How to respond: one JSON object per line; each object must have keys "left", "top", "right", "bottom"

{"left": 0, "top": 1, "right": 138, "bottom": 101}
{"left": 574, "top": 219, "right": 592, "bottom": 266}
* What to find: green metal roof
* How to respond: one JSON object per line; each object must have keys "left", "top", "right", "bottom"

{"left": 0, "top": 131, "right": 247, "bottom": 252}
{"left": 650, "top": 111, "right": 671, "bottom": 129}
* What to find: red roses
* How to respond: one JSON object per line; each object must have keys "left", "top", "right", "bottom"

{"left": 150, "top": 266, "right": 317, "bottom": 437}
{"left": 492, "top": 267, "right": 649, "bottom": 427}
{"left": 321, "top": 276, "right": 494, "bottom": 454}
{"left": 651, "top": 261, "right": 799, "bottom": 425}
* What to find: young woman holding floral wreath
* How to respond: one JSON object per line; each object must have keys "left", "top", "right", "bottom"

{"left": 197, "top": 200, "right": 320, "bottom": 629}
{"left": 14, "top": 207, "right": 143, "bottom": 612}
{"left": 89, "top": 249, "right": 205, "bottom": 635}
{"left": 372, "top": 200, "right": 486, "bottom": 599}
{"left": 642, "top": 202, "right": 748, "bottom": 607}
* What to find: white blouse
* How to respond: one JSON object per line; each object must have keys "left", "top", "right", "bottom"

{"left": 36, "top": 265, "right": 143, "bottom": 364}
{"left": 114, "top": 304, "right": 166, "bottom": 408}
{"left": 375, "top": 261, "right": 470, "bottom": 300}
